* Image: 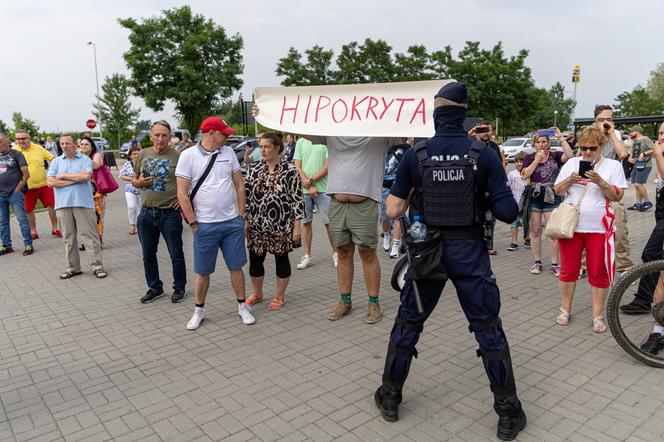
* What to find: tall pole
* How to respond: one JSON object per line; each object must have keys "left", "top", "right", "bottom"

{"left": 554, "top": 111, "right": 558, "bottom": 128}
{"left": 87, "top": 41, "right": 103, "bottom": 139}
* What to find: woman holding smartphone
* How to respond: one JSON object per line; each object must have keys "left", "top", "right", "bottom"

{"left": 521, "top": 128, "right": 574, "bottom": 276}
{"left": 553, "top": 127, "right": 627, "bottom": 333}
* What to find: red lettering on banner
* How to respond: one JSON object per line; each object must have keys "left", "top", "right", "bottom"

{"left": 331, "top": 99, "right": 349, "bottom": 123}
{"left": 280, "top": 94, "right": 300, "bottom": 125}
{"left": 350, "top": 96, "right": 369, "bottom": 121}
{"left": 409, "top": 98, "right": 426, "bottom": 125}
{"left": 315, "top": 95, "right": 331, "bottom": 122}
{"left": 395, "top": 98, "right": 415, "bottom": 122}
{"left": 365, "top": 96, "right": 379, "bottom": 120}
{"left": 379, "top": 97, "right": 395, "bottom": 120}
{"left": 304, "top": 95, "right": 313, "bottom": 124}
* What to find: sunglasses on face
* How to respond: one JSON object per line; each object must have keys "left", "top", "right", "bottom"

{"left": 579, "top": 146, "right": 599, "bottom": 152}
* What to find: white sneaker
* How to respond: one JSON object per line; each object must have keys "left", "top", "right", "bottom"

{"left": 333, "top": 252, "right": 338, "bottom": 268}
{"left": 186, "top": 308, "right": 205, "bottom": 330}
{"left": 382, "top": 234, "right": 391, "bottom": 251}
{"left": 238, "top": 303, "right": 255, "bottom": 325}
{"left": 389, "top": 242, "right": 400, "bottom": 259}
{"left": 297, "top": 255, "right": 312, "bottom": 270}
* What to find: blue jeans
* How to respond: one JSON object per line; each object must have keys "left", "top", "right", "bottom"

{"left": 137, "top": 207, "right": 186, "bottom": 291}
{"left": 0, "top": 192, "right": 32, "bottom": 247}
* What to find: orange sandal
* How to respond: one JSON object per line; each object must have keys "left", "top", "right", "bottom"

{"left": 267, "top": 296, "right": 286, "bottom": 310}
{"left": 246, "top": 293, "right": 264, "bottom": 306}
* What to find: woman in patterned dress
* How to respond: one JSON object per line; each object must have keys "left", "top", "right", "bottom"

{"left": 245, "top": 133, "right": 304, "bottom": 310}
{"left": 78, "top": 136, "right": 105, "bottom": 247}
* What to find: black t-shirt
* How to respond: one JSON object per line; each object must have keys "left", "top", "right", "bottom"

{"left": 656, "top": 180, "right": 664, "bottom": 222}
{"left": 0, "top": 150, "right": 27, "bottom": 197}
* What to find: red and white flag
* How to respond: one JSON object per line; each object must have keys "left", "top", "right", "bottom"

{"left": 602, "top": 197, "right": 616, "bottom": 283}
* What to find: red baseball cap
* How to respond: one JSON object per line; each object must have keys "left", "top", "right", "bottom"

{"left": 200, "top": 116, "right": 236, "bottom": 136}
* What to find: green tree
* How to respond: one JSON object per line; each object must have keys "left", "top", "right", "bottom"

{"left": 614, "top": 86, "right": 664, "bottom": 117}
{"left": 647, "top": 63, "right": 664, "bottom": 103}
{"left": 119, "top": 6, "right": 244, "bottom": 135}
{"left": 213, "top": 98, "right": 243, "bottom": 126}
{"left": 531, "top": 82, "right": 576, "bottom": 130}
{"left": 335, "top": 39, "right": 396, "bottom": 84}
{"left": 0, "top": 119, "right": 9, "bottom": 134}
{"left": 92, "top": 73, "right": 140, "bottom": 148}
{"left": 11, "top": 112, "right": 40, "bottom": 135}
{"left": 276, "top": 45, "right": 336, "bottom": 86}
{"left": 394, "top": 45, "right": 435, "bottom": 81}
{"left": 135, "top": 120, "right": 151, "bottom": 133}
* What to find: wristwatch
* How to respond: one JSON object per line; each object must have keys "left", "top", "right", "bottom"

{"left": 189, "top": 221, "right": 199, "bottom": 228}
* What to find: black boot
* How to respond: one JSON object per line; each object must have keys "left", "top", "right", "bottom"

{"left": 374, "top": 386, "right": 402, "bottom": 422}
{"left": 495, "top": 395, "right": 527, "bottom": 441}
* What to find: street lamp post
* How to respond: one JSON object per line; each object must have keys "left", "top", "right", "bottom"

{"left": 554, "top": 110, "right": 558, "bottom": 128}
{"left": 86, "top": 41, "right": 103, "bottom": 140}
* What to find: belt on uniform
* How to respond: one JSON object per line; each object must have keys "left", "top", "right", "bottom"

{"left": 142, "top": 206, "right": 177, "bottom": 212}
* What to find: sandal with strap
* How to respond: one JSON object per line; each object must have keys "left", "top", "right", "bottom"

{"left": 60, "top": 270, "right": 82, "bottom": 280}
{"left": 267, "top": 296, "right": 286, "bottom": 310}
{"left": 94, "top": 269, "right": 107, "bottom": 279}
{"left": 592, "top": 316, "right": 607, "bottom": 333}
{"left": 555, "top": 307, "right": 570, "bottom": 326}
{"left": 246, "top": 293, "right": 264, "bottom": 306}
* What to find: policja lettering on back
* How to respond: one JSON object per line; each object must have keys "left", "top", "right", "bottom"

{"left": 374, "top": 82, "right": 527, "bottom": 441}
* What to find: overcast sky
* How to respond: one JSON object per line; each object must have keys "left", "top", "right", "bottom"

{"left": 1, "top": 0, "right": 662, "bottom": 133}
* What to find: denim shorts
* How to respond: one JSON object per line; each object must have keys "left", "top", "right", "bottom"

{"left": 510, "top": 217, "right": 523, "bottom": 229}
{"left": 303, "top": 192, "right": 331, "bottom": 224}
{"left": 193, "top": 217, "right": 247, "bottom": 275}
{"left": 630, "top": 165, "right": 652, "bottom": 184}
{"left": 529, "top": 193, "right": 561, "bottom": 213}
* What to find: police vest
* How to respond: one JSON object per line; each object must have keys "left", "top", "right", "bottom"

{"left": 415, "top": 139, "right": 487, "bottom": 229}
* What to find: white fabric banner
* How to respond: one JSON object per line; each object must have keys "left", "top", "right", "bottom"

{"left": 253, "top": 80, "right": 453, "bottom": 138}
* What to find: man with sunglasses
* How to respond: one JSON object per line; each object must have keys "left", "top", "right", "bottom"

{"left": 132, "top": 121, "right": 187, "bottom": 304}
{"left": 592, "top": 105, "right": 633, "bottom": 274}
{"left": 622, "top": 122, "right": 664, "bottom": 318}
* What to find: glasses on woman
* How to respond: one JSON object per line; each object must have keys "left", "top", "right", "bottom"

{"left": 579, "top": 146, "right": 599, "bottom": 152}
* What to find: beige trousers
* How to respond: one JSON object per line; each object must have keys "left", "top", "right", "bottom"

{"left": 57, "top": 207, "right": 104, "bottom": 272}
{"left": 612, "top": 201, "right": 634, "bottom": 272}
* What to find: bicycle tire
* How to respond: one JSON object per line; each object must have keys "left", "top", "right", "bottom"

{"left": 606, "top": 259, "right": 664, "bottom": 368}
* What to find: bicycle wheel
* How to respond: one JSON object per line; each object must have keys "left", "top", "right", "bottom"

{"left": 606, "top": 260, "right": 664, "bottom": 368}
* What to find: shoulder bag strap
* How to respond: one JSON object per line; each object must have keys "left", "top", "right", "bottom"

{"left": 190, "top": 152, "right": 219, "bottom": 202}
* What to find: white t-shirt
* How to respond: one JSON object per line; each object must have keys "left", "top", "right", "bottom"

{"left": 555, "top": 157, "right": 628, "bottom": 233}
{"left": 507, "top": 169, "right": 527, "bottom": 204}
{"left": 175, "top": 144, "right": 241, "bottom": 223}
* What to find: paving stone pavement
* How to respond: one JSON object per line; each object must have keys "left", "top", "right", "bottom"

{"left": 0, "top": 164, "right": 663, "bottom": 441}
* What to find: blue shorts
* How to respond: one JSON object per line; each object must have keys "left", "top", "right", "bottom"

{"left": 630, "top": 165, "right": 652, "bottom": 184}
{"left": 510, "top": 217, "right": 523, "bottom": 229}
{"left": 529, "top": 193, "right": 561, "bottom": 213}
{"left": 193, "top": 217, "right": 247, "bottom": 275}
{"left": 303, "top": 192, "right": 331, "bottom": 224}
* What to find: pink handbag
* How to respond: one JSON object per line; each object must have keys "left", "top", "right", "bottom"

{"left": 93, "top": 165, "right": 119, "bottom": 194}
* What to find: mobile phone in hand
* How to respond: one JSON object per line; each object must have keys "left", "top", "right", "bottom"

{"left": 578, "top": 160, "right": 592, "bottom": 178}
{"left": 537, "top": 128, "right": 556, "bottom": 138}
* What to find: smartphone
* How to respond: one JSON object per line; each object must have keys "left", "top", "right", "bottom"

{"left": 579, "top": 160, "right": 592, "bottom": 178}
{"left": 475, "top": 126, "right": 490, "bottom": 134}
{"left": 537, "top": 128, "right": 556, "bottom": 138}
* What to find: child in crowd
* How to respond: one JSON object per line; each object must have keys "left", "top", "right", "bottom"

{"left": 507, "top": 151, "right": 529, "bottom": 251}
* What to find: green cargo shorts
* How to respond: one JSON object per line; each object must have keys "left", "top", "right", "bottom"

{"left": 328, "top": 197, "right": 379, "bottom": 250}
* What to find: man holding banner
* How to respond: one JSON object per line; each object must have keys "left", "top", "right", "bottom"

{"left": 253, "top": 81, "right": 449, "bottom": 325}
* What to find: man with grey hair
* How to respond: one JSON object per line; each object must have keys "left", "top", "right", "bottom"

{"left": 47, "top": 133, "right": 106, "bottom": 279}
{"left": 0, "top": 133, "right": 33, "bottom": 255}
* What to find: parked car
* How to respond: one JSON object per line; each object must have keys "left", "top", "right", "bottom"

{"left": 502, "top": 137, "right": 561, "bottom": 162}
{"left": 91, "top": 137, "right": 110, "bottom": 152}
{"left": 119, "top": 129, "right": 190, "bottom": 158}
{"left": 229, "top": 138, "right": 258, "bottom": 173}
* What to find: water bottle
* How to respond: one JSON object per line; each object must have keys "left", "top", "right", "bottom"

{"left": 409, "top": 215, "right": 428, "bottom": 243}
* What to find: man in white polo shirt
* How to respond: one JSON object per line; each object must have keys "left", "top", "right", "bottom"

{"left": 176, "top": 116, "right": 254, "bottom": 329}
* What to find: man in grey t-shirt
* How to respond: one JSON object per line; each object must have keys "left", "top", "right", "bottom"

{"left": 306, "top": 135, "right": 402, "bottom": 324}
{"left": 593, "top": 104, "right": 633, "bottom": 272}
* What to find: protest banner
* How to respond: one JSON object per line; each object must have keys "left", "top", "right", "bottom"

{"left": 253, "top": 80, "right": 452, "bottom": 137}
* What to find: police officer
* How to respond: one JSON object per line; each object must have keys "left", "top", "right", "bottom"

{"left": 374, "top": 82, "right": 526, "bottom": 441}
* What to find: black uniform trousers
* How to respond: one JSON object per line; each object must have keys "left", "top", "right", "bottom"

{"left": 384, "top": 238, "right": 513, "bottom": 394}
{"left": 634, "top": 218, "right": 664, "bottom": 305}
